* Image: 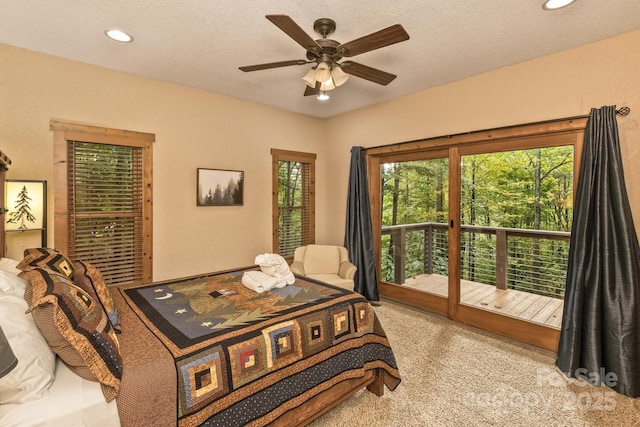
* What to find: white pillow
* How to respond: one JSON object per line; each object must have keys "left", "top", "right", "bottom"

{"left": 0, "top": 293, "right": 56, "bottom": 404}
{"left": 0, "top": 271, "right": 28, "bottom": 298}
{"left": 0, "top": 257, "right": 21, "bottom": 275}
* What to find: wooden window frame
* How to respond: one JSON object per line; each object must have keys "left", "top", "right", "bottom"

{"left": 271, "top": 149, "right": 316, "bottom": 258}
{"left": 51, "top": 120, "right": 154, "bottom": 284}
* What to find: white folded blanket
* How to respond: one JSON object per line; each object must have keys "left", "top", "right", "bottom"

{"left": 242, "top": 270, "right": 288, "bottom": 293}
{"left": 254, "top": 253, "right": 296, "bottom": 285}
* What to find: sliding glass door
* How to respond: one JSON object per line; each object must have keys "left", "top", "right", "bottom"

{"left": 458, "top": 145, "right": 573, "bottom": 330}
{"left": 376, "top": 150, "right": 450, "bottom": 314}
{"left": 368, "top": 118, "right": 586, "bottom": 350}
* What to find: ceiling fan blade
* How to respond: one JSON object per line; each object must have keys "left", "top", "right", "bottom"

{"left": 266, "top": 15, "right": 322, "bottom": 54}
{"left": 341, "top": 61, "right": 397, "bottom": 85}
{"left": 239, "top": 60, "right": 307, "bottom": 72}
{"left": 304, "top": 81, "right": 321, "bottom": 96}
{"left": 337, "top": 24, "right": 409, "bottom": 57}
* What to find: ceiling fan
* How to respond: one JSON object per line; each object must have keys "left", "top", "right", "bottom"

{"left": 239, "top": 15, "right": 410, "bottom": 98}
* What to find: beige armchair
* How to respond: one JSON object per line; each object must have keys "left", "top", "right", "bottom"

{"left": 290, "top": 244, "right": 357, "bottom": 291}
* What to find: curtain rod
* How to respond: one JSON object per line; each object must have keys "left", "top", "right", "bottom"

{"left": 364, "top": 106, "right": 631, "bottom": 151}
{"left": 571, "top": 106, "right": 632, "bottom": 121}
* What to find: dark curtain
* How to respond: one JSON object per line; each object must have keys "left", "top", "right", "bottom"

{"left": 556, "top": 105, "right": 640, "bottom": 398}
{"left": 344, "top": 146, "right": 379, "bottom": 301}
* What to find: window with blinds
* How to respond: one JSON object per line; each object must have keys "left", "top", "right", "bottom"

{"left": 68, "top": 142, "right": 143, "bottom": 285}
{"left": 271, "top": 149, "right": 316, "bottom": 258}
{"left": 51, "top": 121, "right": 153, "bottom": 286}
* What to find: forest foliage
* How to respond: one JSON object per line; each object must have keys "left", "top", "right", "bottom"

{"left": 277, "top": 160, "right": 307, "bottom": 256}
{"left": 381, "top": 146, "right": 573, "bottom": 298}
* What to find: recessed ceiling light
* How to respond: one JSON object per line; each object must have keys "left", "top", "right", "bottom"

{"left": 105, "top": 29, "right": 133, "bottom": 43}
{"left": 542, "top": 0, "right": 576, "bottom": 10}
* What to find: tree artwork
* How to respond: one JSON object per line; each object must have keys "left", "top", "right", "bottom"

{"left": 7, "top": 185, "right": 37, "bottom": 229}
{"left": 197, "top": 169, "right": 244, "bottom": 206}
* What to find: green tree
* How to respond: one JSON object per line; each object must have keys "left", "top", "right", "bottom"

{"left": 7, "top": 185, "right": 36, "bottom": 229}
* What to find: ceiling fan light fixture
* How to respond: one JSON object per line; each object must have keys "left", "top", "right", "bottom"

{"left": 317, "top": 91, "right": 330, "bottom": 101}
{"left": 542, "top": 0, "right": 576, "bottom": 10}
{"left": 302, "top": 68, "right": 317, "bottom": 87}
{"left": 315, "top": 62, "right": 331, "bottom": 83}
{"left": 320, "top": 79, "right": 336, "bottom": 91}
{"left": 240, "top": 16, "right": 410, "bottom": 99}
{"left": 331, "top": 66, "right": 349, "bottom": 87}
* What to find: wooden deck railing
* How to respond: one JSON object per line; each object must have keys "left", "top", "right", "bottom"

{"left": 381, "top": 222, "right": 570, "bottom": 298}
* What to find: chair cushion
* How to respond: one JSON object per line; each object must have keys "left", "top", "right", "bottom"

{"left": 303, "top": 245, "right": 341, "bottom": 275}
{"left": 306, "top": 274, "right": 355, "bottom": 292}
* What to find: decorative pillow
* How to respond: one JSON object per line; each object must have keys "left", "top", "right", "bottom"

{"left": 0, "top": 293, "right": 56, "bottom": 404}
{"left": 73, "top": 260, "right": 120, "bottom": 332}
{"left": 19, "top": 268, "right": 122, "bottom": 401}
{"left": 17, "top": 248, "right": 75, "bottom": 279}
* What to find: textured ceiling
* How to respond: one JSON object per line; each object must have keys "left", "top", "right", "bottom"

{"left": 2, "top": 1, "right": 640, "bottom": 118}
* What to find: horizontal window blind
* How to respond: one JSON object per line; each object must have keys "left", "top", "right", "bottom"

{"left": 278, "top": 206, "right": 307, "bottom": 256}
{"left": 276, "top": 158, "right": 313, "bottom": 258}
{"left": 68, "top": 141, "right": 143, "bottom": 285}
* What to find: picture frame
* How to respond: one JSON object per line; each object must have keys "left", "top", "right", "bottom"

{"left": 197, "top": 168, "right": 244, "bottom": 206}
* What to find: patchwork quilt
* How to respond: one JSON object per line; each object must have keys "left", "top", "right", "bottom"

{"left": 121, "top": 267, "right": 400, "bottom": 426}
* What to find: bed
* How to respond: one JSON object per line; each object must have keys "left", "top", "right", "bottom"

{"left": 0, "top": 151, "right": 401, "bottom": 427}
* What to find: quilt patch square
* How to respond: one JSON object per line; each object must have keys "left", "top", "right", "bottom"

{"left": 228, "top": 336, "right": 268, "bottom": 388}
{"left": 298, "top": 311, "right": 330, "bottom": 356}
{"left": 354, "top": 302, "right": 374, "bottom": 335}
{"left": 330, "top": 306, "right": 353, "bottom": 342}
{"left": 177, "top": 346, "right": 228, "bottom": 415}
{"left": 262, "top": 321, "right": 302, "bottom": 369}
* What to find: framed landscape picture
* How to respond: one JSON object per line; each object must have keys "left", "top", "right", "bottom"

{"left": 197, "top": 168, "right": 244, "bottom": 206}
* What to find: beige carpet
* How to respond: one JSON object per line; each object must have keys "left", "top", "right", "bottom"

{"left": 310, "top": 299, "right": 640, "bottom": 426}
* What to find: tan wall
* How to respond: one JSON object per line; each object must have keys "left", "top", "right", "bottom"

{"left": 0, "top": 44, "right": 326, "bottom": 281}
{"left": 324, "top": 30, "right": 640, "bottom": 244}
{"left": 2, "top": 30, "right": 639, "bottom": 280}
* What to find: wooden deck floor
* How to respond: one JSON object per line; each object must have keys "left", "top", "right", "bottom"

{"left": 403, "top": 273, "right": 564, "bottom": 329}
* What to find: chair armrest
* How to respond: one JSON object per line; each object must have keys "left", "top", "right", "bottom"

{"left": 338, "top": 261, "right": 357, "bottom": 280}
{"left": 290, "top": 260, "right": 305, "bottom": 276}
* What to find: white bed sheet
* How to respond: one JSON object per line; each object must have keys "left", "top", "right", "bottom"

{"left": 0, "top": 358, "right": 120, "bottom": 427}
